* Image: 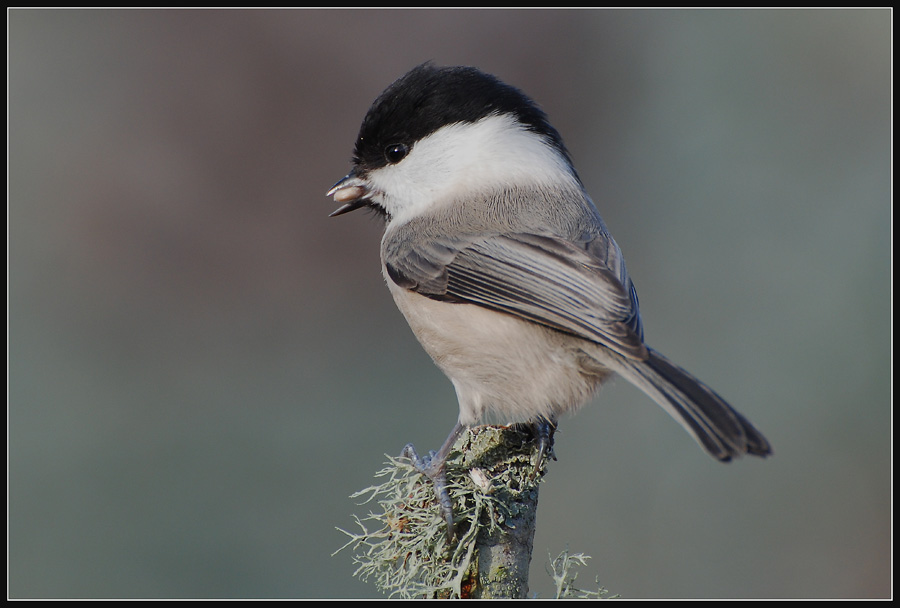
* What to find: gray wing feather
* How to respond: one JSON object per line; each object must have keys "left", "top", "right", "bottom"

{"left": 384, "top": 231, "right": 647, "bottom": 361}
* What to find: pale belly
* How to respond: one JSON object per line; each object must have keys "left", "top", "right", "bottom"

{"left": 386, "top": 280, "right": 611, "bottom": 425}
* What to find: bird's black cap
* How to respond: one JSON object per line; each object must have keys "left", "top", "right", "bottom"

{"left": 351, "top": 63, "right": 573, "bottom": 174}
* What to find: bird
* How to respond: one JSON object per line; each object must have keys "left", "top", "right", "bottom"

{"left": 327, "top": 62, "right": 771, "bottom": 539}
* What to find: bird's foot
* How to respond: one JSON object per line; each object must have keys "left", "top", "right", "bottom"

{"left": 515, "top": 416, "right": 557, "bottom": 478}
{"left": 400, "top": 422, "right": 466, "bottom": 542}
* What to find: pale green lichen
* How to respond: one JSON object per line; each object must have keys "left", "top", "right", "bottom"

{"left": 333, "top": 425, "right": 545, "bottom": 599}
{"left": 333, "top": 454, "right": 513, "bottom": 598}
{"left": 547, "top": 548, "right": 616, "bottom": 599}
{"left": 333, "top": 427, "right": 614, "bottom": 599}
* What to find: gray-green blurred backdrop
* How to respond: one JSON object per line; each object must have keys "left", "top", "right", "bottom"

{"left": 9, "top": 8, "right": 891, "bottom": 599}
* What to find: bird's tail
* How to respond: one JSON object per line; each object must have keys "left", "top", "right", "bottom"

{"left": 611, "top": 347, "right": 772, "bottom": 461}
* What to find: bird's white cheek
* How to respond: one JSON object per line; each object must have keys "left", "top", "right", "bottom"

{"left": 367, "top": 154, "right": 459, "bottom": 223}
{"left": 367, "top": 114, "right": 577, "bottom": 225}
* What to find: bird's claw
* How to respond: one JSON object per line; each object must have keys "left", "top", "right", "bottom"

{"left": 401, "top": 442, "right": 456, "bottom": 542}
{"left": 532, "top": 416, "right": 558, "bottom": 473}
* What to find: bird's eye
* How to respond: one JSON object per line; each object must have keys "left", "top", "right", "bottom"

{"left": 384, "top": 143, "right": 409, "bottom": 164}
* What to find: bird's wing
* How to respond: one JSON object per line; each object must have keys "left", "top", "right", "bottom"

{"left": 384, "top": 231, "right": 647, "bottom": 360}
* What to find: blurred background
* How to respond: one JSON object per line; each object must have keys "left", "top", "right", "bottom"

{"left": 9, "top": 9, "right": 890, "bottom": 599}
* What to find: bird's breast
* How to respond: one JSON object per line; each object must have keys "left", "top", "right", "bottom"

{"left": 384, "top": 273, "right": 611, "bottom": 425}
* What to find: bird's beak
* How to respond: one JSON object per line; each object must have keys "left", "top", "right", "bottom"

{"left": 327, "top": 172, "right": 371, "bottom": 217}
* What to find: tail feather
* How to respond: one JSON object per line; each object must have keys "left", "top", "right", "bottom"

{"left": 614, "top": 347, "right": 772, "bottom": 461}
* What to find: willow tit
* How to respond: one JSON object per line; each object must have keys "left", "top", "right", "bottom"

{"left": 328, "top": 63, "right": 771, "bottom": 537}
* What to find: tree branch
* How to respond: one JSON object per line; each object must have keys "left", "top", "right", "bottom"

{"left": 335, "top": 424, "right": 546, "bottom": 598}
